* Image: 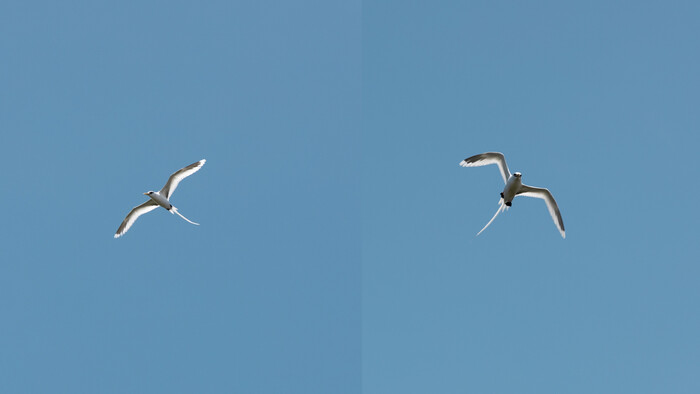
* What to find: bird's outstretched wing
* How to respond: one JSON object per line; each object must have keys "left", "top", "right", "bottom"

{"left": 114, "top": 200, "right": 159, "bottom": 238}
{"left": 159, "top": 159, "right": 206, "bottom": 199}
{"left": 517, "top": 184, "right": 565, "bottom": 238}
{"left": 460, "top": 152, "right": 511, "bottom": 184}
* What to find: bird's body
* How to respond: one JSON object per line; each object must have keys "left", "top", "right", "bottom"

{"left": 502, "top": 173, "right": 522, "bottom": 205}
{"left": 114, "top": 159, "right": 206, "bottom": 238}
{"left": 460, "top": 152, "right": 565, "bottom": 238}
{"left": 146, "top": 191, "right": 172, "bottom": 210}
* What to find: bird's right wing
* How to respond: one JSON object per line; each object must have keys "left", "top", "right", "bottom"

{"left": 114, "top": 200, "right": 159, "bottom": 238}
{"left": 159, "top": 159, "right": 206, "bottom": 199}
{"left": 459, "top": 152, "right": 511, "bottom": 184}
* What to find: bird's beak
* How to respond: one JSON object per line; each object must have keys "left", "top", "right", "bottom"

{"left": 143, "top": 192, "right": 148, "bottom": 195}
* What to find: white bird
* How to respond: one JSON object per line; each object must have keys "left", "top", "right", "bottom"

{"left": 114, "top": 159, "right": 206, "bottom": 238}
{"left": 460, "top": 152, "right": 565, "bottom": 238}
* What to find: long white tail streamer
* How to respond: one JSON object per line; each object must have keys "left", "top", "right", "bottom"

{"left": 477, "top": 201, "right": 505, "bottom": 236}
{"left": 171, "top": 207, "right": 200, "bottom": 225}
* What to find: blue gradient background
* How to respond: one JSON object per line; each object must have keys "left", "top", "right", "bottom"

{"left": 2, "top": 1, "right": 700, "bottom": 393}
{"left": 1, "top": 1, "right": 359, "bottom": 393}
{"left": 363, "top": 1, "right": 700, "bottom": 393}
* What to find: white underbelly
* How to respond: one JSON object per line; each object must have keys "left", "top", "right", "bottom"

{"left": 502, "top": 177, "right": 521, "bottom": 202}
{"left": 149, "top": 193, "right": 172, "bottom": 210}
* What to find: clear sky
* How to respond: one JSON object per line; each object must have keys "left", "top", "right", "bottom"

{"left": 2, "top": 1, "right": 700, "bottom": 393}
{"left": 363, "top": 1, "right": 700, "bottom": 393}
{"left": 1, "top": 1, "right": 359, "bottom": 393}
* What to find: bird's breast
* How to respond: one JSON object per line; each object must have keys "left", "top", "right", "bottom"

{"left": 502, "top": 176, "right": 522, "bottom": 202}
{"left": 148, "top": 192, "right": 171, "bottom": 209}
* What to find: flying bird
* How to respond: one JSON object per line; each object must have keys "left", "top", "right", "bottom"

{"left": 114, "top": 159, "right": 206, "bottom": 238}
{"left": 460, "top": 152, "right": 565, "bottom": 238}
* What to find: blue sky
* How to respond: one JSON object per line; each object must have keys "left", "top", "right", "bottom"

{"left": 363, "top": 1, "right": 700, "bottom": 393}
{"left": 2, "top": 1, "right": 700, "bottom": 393}
{"left": 1, "top": 1, "right": 359, "bottom": 393}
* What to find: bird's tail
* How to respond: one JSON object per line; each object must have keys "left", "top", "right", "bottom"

{"left": 477, "top": 200, "right": 506, "bottom": 236}
{"left": 171, "top": 206, "right": 200, "bottom": 225}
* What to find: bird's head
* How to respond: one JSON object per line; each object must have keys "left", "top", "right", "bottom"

{"left": 514, "top": 172, "right": 522, "bottom": 178}
{"left": 143, "top": 191, "right": 155, "bottom": 196}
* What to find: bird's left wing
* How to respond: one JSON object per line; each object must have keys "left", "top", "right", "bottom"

{"left": 114, "top": 200, "right": 159, "bottom": 238}
{"left": 159, "top": 159, "right": 206, "bottom": 199}
{"left": 517, "top": 184, "right": 565, "bottom": 238}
